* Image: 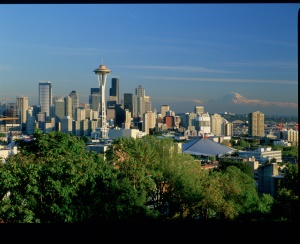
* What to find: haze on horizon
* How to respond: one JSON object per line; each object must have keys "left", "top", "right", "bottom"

{"left": 0, "top": 4, "right": 298, "bottom": 117}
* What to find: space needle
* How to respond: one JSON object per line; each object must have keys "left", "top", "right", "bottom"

{"left": 93, "top": 63, "right": 111, "bottom": 140}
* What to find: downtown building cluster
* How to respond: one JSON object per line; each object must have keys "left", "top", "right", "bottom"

{"left": 0, "top": 64, "right": 297, "bottom": 147}
{"left": 0, "top": 78, "right": 281, "bottom": 140}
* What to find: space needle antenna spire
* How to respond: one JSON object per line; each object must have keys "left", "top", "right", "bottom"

{"left": 93, "top": 62, "right": 111, "bottom": 140}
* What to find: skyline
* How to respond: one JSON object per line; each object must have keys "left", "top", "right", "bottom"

{"left": 0, "top": 4, "right": 298, "bottom": 116}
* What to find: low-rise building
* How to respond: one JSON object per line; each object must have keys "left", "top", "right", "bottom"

{"left": 0, "top": 142, "right": 18, "bottom": 163}
{"left": 238, "top": 146, "right": 282, "bottom": 163}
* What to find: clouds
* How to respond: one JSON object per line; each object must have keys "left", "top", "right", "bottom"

{"left": 220, "top": 61, "right": 297, "bottom": 68}
{"left": 137, "top": 75, "right": 297, "bottom": 85}
{"left": 0, "top": 65, "right": 15, "bottom": 71}
{"left": 119, "top": 65, "right": 235, "bottom": 73}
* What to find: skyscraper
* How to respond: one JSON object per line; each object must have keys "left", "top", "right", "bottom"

{"left": 109, "top": 78, "right": 119, "bottom": 104}
{"left": 133, "top": 85, "right": 151, "bottom": 117}
{"left": 124, "top": 109, "right": 131, "bottom": 129}
{"left": 195, "top": 106, "right": 204, "bottom": 115}
{"left": 26, "top": 107, "right": 35, "bottom": 135}
{"left": 39, "top": 81, "right": 52, "bottom": 120}
{"left": 124, "top": 93, "right": 133, "bottom": 115}
{"left": 248, "top": 111, "right": 265, "bottom": 137}
{"left": 69, "top": 90, "right": 79, "bottom": 118}
{"left": 54, "top": 98, "right": 65, "bottom": 121}
{"left": 16, "top": 95, "right": 28, "bottom": 131}
{"left": 90, "top": 88, "right": 100, "bottom": 112}
{"left": 143, "top": 111, "right": 156, "bottom": 135}
{"left": 64, "top": 95, "right": 73, "bottom": 118}
{"left": 210, "top": 113, "right": 223, "bottom": 136}
{"left": 195, "top": 112, "right": 211, "bottom": 135}
{"left": 160, "top": 105, "right": 170, "bottom": 118}
{"left": 135, "top": 85, "right": 145, "bottom": 97}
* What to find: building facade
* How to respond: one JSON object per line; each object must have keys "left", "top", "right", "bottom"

{"left": 90, "top": 88, "right": 100, "bottom": 112}
{"left": 16, "top": 95, "right": 28, "bottom": 131}
{"left": 109, "top": 78, "right": 119, "bottom": 104}
{"left": 160, "top": 105, "right": 170, "bottom": 118}
{"left": 194, "top": 105, "right": 204, "bottom": 115}
{"left": 248, "top": 111, "right": 264, "bottom": 137}
{"left": 143, "top": 111, "right": 156, "bottom": 135}
{"left": 123, "top": 93, "right": 133, "bottom": 116}
{"left": 133, "top": 85, "right": 152, "bottom": 117}
{"left": 39, "top": 81, "right": 52, "bottom": 120}
{"left": 69, "top": 90, "right": 79, "bottom": 119}
{"left": 210, "top": 113, "right": 223, "bottom": 136}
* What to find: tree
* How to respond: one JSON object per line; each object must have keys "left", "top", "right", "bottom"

{"left": 196, "top": 166, "right": 271, "bottom": 221}
{"left": 105, "top": 136, "right": 207, "bottom": 220}
{"left": 271, "top": 163, "right": 299, "bottom": 221}
{"left": 105, "top": 136, "right": 161, "bottom": 219}
{"left": 217, "top": 158, "right": 253, "bottom": 178}
{"left": 0, "top": 129, "right": 113, "bottom": 223}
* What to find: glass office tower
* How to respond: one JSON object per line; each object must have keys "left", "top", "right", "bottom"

{"left": 39, "top": 81, "right": 52, "bottom": 121}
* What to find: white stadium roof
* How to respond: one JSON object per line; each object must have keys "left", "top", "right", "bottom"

{"left": 182, "top": 137, "right": 236, "bottom": 157}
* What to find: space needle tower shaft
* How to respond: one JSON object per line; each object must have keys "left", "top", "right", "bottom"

{"left": 93, "top": 64, "right": 111, "bottom": 139}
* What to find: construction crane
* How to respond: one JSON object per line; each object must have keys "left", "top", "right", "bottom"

{"left": 277, "top": 118, "right": 283, "bottom": 131}
{"left": 1, "top": 97, "right": 11, "bottom": 102}
{"left": 0, "top": 116, "right": 19, "bottom": 121}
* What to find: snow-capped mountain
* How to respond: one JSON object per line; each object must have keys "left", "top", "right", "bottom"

{"left": 153, "top": 92, "right": 298, "bottom": 116}
{"left": 204, "top": 92, "right": 298, "bottom": 116}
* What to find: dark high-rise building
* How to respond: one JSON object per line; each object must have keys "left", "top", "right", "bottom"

{"left": 123, "top": 93, "right": 133, "bottom": 115}
{"left": 109, "top": 78, "right": 119, "bottom": 104}
{"left": 89, "top": 88, "right": 100, "bottom": 112}
{"left": 115, "top": 104, "right": 125, "bottom": 128}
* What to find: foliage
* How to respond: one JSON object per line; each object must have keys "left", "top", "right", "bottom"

{"left": 195, "top": 166, "right": 268, "bottom": 221}
{"left": 0, "top": 129, "right": 113, "bottom": 223}
{"left": 0, "top": 130, "right": 297, "bottom": 223}
{"left": 105, "top": 136, "right": 206, "bottom": 220}
{"left": 272, "top": 145, "right": 298, "bottom": 159}
{"left": 271, "top": 163, "right": 299, "bottom": 221}
{"left": 216, "top": 158, "right": 254, "bottom": 178}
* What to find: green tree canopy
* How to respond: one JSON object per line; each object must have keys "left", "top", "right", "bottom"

{"left": 216, "top": 158, "right": 253, "bottom": 178}
{"left": 0, "top": 130, "right": 113, "bottom": 223}
{"left": 271, "top": 163, "right": 299, "bottom": 221}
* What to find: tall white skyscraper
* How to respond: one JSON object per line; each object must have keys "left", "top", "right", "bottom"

{"left": 143, "top": 111, "right": 156, "bottom": 135}
{"left": 210, "top": 113, "right": 223, "bottom": 136}
{"left": 16, "top": 95, "right": 28, "bottom": 131}
{"left": 195, "top": 112, "right": 211, "bottom": 136}
{"left": 39, "top": 81, "right": 52, "bottom": 120}
{"left": 160, "top": 105, "right": 170, "bottom": 118}
{"left": 135, "top": 85, "right": 145, "bottom": 97}
{"left": 133, "top": 85, "right": 151, "bottom": 117}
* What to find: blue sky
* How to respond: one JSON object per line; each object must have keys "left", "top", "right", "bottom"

{"left": 0, "top": 4, "right": 298, "bottom": 116}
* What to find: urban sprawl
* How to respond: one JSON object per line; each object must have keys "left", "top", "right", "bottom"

{"left": 0, "top": 64, "right": 298, "bottom": 200}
